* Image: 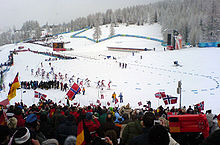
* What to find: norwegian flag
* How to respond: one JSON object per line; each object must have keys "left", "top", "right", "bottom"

{"left": 138, "top": 101, "right": 142, "bottom": 106}
{"left": 115, "top": 98, "right": 119, "bottom": 104}
{"left": 170, "top": 97, "right": 177, "bottom": 104}
{"left": 97, "top": 100, "right": 100, "bottom": 104}
{"left": 34, "top": 91, "right": 47, "bottom": 100}
{"left": 66, "top": 83, "right": 81, "bottom": 101}
{"left": 196, "top": 101, "right": 204, "bottom": 111}
{"left": 155, "top": 92, "right": 166, "bottom": 99}
{"left": 163, "top": 95, "right": 177, "bottom": 105}
{"left": 107, "top": 102, "right": 110, "bottom": 106}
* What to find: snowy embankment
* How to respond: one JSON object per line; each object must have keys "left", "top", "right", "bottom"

{"left": 0, "top": 24, "right": 220, "bottom": 114}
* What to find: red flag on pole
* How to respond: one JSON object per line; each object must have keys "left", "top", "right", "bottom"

{"left": 66, "top": 83, "right": 81, "bottom": 101}
{"left": 115, "top": 98, "right": 118, "bottom": 104}
{"left": 34, "top": 91, "right": 47, "bottom": 100}
{"left": 138, "top": 101, "right": 142, "bottom": 106}
{"left": 0, "top": 98, "right": 10, "bottom": 106}
{"left": 155, "top": 92, "right": 166, "bottom": 99}
{"left": 196, "top": 101, "right": 204, "bottom": 111}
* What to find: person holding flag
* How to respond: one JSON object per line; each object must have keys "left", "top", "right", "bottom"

{"left": 7, "top": 72, "right": 20, "bottom": 101}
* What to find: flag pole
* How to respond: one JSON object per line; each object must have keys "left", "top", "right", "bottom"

{"left": 19, "top": 74, "right": 22, "bottom": 103}
{"left": 20, "top": 88, "right": 23, "bottom": 102}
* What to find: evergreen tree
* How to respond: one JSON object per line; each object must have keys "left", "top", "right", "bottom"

{"left": 109, "top": 23, "right": 115, "bottom": 37}
{"left": 93, "top": 19, "right": 102, "bottom": 42}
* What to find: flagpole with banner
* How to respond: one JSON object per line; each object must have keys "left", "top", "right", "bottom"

{"left": 7, "top": 72, "right": 21, "bottom": 101}
{"left": 18, "top": 74, "right": 22, "bottom": 103}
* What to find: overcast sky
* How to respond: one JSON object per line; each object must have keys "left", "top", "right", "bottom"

{"left": 0, "top": 0, "right": 161, "bottom": 31}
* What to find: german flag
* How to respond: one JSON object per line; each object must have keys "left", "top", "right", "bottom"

{"left": 76, "top": 120, "right": 86, "bottom": 145}
{"left": 7, "top": 73, "right": 20, "bottom": 101}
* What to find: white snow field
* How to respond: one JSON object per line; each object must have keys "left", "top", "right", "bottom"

{"left": 0, "top": 24, "right": 220, "bottom": 114}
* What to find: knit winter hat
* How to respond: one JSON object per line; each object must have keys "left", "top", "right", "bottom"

{"left": 26, "top": 114, "right": 37, "bottom": 123}
{"left": 13, "top": 127, "right": 30, "bottom": 144}
{"left": 64, "top": 136, "right": 76, "bottom": 145}
{"left": 7, "top": 117, "right": 18, "bottom": 129}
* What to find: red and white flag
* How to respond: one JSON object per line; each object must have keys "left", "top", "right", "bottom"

{"left": 196, "top": 101, "right": 204, "bottom": 111}
{"left": 66, "top": 83, "right": 81, "bottom": 101}
{"left": 97, "top": 100, "right": 100, "bottom": 104}
{"left": 115, "top": 98, "right": 118, "bottom": 104}
{"left": 34, "top": 91, "right": 47, "bottom": 100}
{"left": 138, "top": 101, "right": 142, "bottom": 106}
{"left": 163, "top": 95, "right": 177, "bottom": 105}
{"left": 0, "top": 98, "right": 10, "bottom": 106}
{"left": 155, "top": 92, "right": 166, "bottom": 99}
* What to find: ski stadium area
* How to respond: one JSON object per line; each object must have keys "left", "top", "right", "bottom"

{"left": 0, "top": 23, "right": 220, "bottom": 114}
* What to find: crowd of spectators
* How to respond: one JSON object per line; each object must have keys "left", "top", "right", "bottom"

{"left": 0, "top": 99, "right": 220, "bottom": 145}
{"left": 20, "top": 81, "right": 69, "bottom": 91}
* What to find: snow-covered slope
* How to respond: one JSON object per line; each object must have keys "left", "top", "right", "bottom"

{"left": 0, "top": 24, "right": 220, "bottom": 114}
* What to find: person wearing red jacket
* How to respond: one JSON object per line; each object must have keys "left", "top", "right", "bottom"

{"left": 14, "top": 107, "right": 25, "bottom": 127}
{"left": 84, "top": 112, "right": 101, "bottom": 138}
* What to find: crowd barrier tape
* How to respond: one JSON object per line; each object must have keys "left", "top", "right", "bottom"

{"left": 198, "top": 42, "right": 220, "bottom": 47}
{"left": 71, "top": 32, "right": 164, "bottom": 44}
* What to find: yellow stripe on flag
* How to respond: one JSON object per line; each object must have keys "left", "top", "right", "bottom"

{"left": 76, "top": 120, "right": 85, "bottom": 145}
{"left": 7, "top": 73, "right": 20, "bottom": 101}
{"left": 76, "top": 130, "right": 85, "bottom": 145}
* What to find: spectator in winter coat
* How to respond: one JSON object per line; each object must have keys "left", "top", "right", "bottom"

{"left": 7, "top": 117, "right": 18, "bottom": 135}
{"left": 148, "top": 125, "right": 170, "bottom": 145}
{"left": 56, "top": 114, "right": 77, "bottom": 145}
{"left": 206, "top": 110, "right": 214, "bottom": 134}
{"left": 39, "top": 112, "right": 53, "bottom": 139}
{"left": 129, "top": 112, "right": 156, "bottom": 145}
{"left": 11, "top": 127, "right": 40, "bottom": 145}
{"left": 121, "top": 112, "right": 143, "bottom": 145}
{"left": 0, "top": 125, "right": 10, "bottom": 145}
{"left": 201, "top": 129, "right": 220, "bottom": 145}
{"left": 84, "top": 112, "right": 101, "bottom": 139}
{"left": 186, "top": 106, "right": 194, "bottom": 114}
{"left": 14, "top": 107, "right": 25, "bottom": 127}
{"left": 119, "top": 104, "right": 132, "bottom": 120}
{"left": 102, "top": 113, "right": 118, "bottom": 145}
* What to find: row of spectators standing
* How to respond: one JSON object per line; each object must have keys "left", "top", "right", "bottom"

{"left": 0, "top": 51, "right": 14, "bottom": 69}
{"left": 20, "top": 80, "right": 69, "bottom": 91}
{"left": 28, "top": 49, "right": 76, "bottom": 60}
{"left": 1, "top": 100, "right": 220, "bottom": 145}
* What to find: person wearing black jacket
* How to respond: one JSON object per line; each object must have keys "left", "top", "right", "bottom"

{"left": 129, "top": 112, "right": 155, "bottom": 145}
{"left": 55, "top": 114, "right": 77, "bottom": 145}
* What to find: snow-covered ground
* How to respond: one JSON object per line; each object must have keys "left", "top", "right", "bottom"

{"left": 0, "top": 24, "right": 220, "bottom": 114}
